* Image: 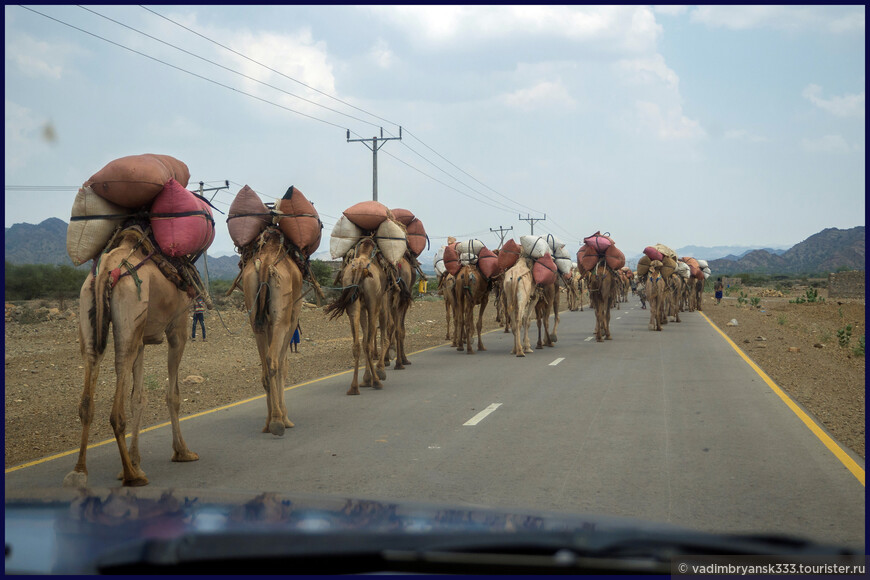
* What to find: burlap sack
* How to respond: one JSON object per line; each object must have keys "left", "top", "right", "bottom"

{"left": 85, "top": 154, "right": 172, "bottom": 208}
{"left": 277, "top": 185, "right": 322, "bottom": 256}
{"left": 343, "top": 200, "right": 390, "bottom": 231}
{"left": 227, "top": 185, "right": 270, "bottom": 248}
{"left": 330, "top": 215, "right": 363, "bottom": 259}
{"left": 375, "top": 218, "right": 407, "bottom": 265}
{"left": 66, "top": 185, "right": 132, "bottom": 265}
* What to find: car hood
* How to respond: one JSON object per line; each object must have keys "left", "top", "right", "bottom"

{"left": 5, "top": 487, "right": 862, "bottom": 574}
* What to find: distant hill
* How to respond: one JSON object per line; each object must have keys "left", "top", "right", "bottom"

{"left": 707, "top": 227, "right": 864, "bottom": 275}
{"left": 5, "top": 220, "right": 864, "bottom": 277}
{"left": 4, "top": 218, "right": 72, "bottom": 266}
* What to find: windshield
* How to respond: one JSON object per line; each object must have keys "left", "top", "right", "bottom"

{"left": 5, "top": 4, "right": 865, "bottom": 575}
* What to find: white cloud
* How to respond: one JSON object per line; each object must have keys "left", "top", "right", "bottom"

{"left": 802, "top": 84, "right": 865, "bottom": 119}
{"left": 4, "top": 32, "right": 86, "bottom": 80}
{"left": 369, "top": 38, "right": 395, "bottom": 69}
{"left": 617, "top": 54, "right": 679, "bottom": 92}
{"left": 501, "top": 80, "right": 576, "bottom": 111}
{"left": 635, "top": 100, "right": 705, "bottom": 141}
{"left": 800, "top": 135, "right": 853, "bottom": 154}
{"left": 367, "top": 6, "right": 661, "bottom": 53}
{"left": 689, "top": 5, "right": 865, "bottom": 33}
{"left": 724, "top": 129, "right": 769, "bottom": 143}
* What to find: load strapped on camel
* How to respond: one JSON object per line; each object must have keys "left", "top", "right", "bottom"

{"left": 679, "top": 256, "right": 711, "bottom": 280}
{"left": 66, "top": 153, "right": 215, "bottom": 299}
{"left": 433, "top": 237, "right": 501, "bottom": 280}
{"left": 636, "top": 243, "right": 677, "bottom": 279}
{"left": 517, "top": 234, "right": 572, "bottom": 286}
{"left": 329, "top": 201, "right": 427, "bottom": 268}
{"left": 225, "top": 183, "right": 325, "bottom": 293}
{"left": 575, "top": 231, "right": 625, "bottom": 274}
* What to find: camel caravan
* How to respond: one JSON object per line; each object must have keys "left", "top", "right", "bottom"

{"left": 61, "top": 153, "right": 714, "bottom": 488}
{"left": 324, "top": 201, "right": 427, "bottom": 395}
{"left": 64, "top": 153, "right": 215, "bottom": 487}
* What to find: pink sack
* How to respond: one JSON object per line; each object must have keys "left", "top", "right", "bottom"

{"left": 583, "top": 231, "right": 612, "bottom": 254}
{"left": 150, "top": 179, "right": 215, "bottom": 257}
{"left": 643, "top": 246, "right": 663, "bottom": 262}
{"left": 227, "top": 185, "right": 271, "bottom": 248}
{"left": 477, "top": 247, "right": 500, "bottom": 279}
{"left": 533, "top": 253, "right": 558, "bottom": 286}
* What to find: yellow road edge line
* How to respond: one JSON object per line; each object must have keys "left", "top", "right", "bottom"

{"left": 6, "top": 332, "right": 498, "bottom": 474}
{"left": 700, "top": 311, "right": 865, "bottom": 486}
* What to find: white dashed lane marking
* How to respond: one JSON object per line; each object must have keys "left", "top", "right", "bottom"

{"left": 463, "top": 403, "right": 502, "bottom": 426}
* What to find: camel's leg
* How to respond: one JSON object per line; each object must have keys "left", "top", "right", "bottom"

{"left": 361, "top": 305, "right": 373, "bottom": 387}
{"left": 552, "top": 292, "right": 560, "bottom": 342}
{"left": 262, "top": 308, "right": 292, "bottom": 436}
{"left": 536, "top": 306, "right": 544, "bottom": 349}
{"left": 126, "top": 343, "right": 147, "bottom": 477}
{"left": 397, "top": 303, "right": 411, "bottom": 366}
{"left": 464, "top": 296, "right": 475, "bottom": 355}
{"left": 365, "top": 299, "right": 383, "bottom": 389}
{"left": 444, "top": 301, "right": 452, "bottom": 340}
{"left": 63, "top": 319, "right": 104, "bottom": 488}
{"left": 348, "top": 301, "right": 362, "bottom": 395}
{"left": 166, "top": 318, "right": 199, "bottom": 463}
{"left": 476, "top": 296, "right": 488, "bottom": 352}
{"left": 110, "top": 320, "right": 149, "bottom": 487}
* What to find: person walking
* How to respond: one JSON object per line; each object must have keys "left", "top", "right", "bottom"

{"left": 714, "top": 277, "right": 724, "bottom": 305}
{"left": 290, "top": 323, "right": 301, "bottom": 353}
{"left": 191, "top": 296, "right": 207, "bottom": 341}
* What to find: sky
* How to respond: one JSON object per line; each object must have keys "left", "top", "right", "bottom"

{"left": 4, "top": 5, "right": 866, "bottom": 260}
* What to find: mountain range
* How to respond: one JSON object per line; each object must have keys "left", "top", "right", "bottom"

{"left": 4, "top": 219, "right": 864, "bottom": 279}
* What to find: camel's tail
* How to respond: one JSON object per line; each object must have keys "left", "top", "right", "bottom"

{"left": 89, "top": 265, "right": 112, "bottom": 356}
{"left": 325, "top": 259, "right": 369, "bottom": 321}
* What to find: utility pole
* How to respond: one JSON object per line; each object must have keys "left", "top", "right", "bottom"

{"left": 196, "top": 180, "right": 230, "bottom": 295}
{"left": 489, "top": 225, "right": 513, "bottom": 249}
{"left": 347, "top": 127, "right": 402, "bottom": 201}
{"left": 519, "top": 213, "right": 546, "bottom": 236}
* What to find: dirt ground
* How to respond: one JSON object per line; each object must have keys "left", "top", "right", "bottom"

{"left": 5, "top": 285, "right": 864, "bottom": 470}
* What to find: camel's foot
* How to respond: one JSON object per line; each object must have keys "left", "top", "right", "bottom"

{"left": 394, "top": 363, "right": 405, "bottom": 370}
{"left": 402, "top": 357, "right": 411, "bottom": 365}
{"left": 372, "top": 382, "right": 383, "bottom": 390}
{"left": 377, "top": 369, "right": 387, "bottom": 380}
{"left": 596, "top": 336, "right": 603, "bottom": 342}
{"left": 172, "top": 449, "right": 199, "bottom": 462}
{"left": 347, "top": 386, "right": 360, "bottom": 396}
{"left": 605, "top": 335, "right": 612, "bottom": 340}
{"left": 477, "top": 345, "right": 486, "bottom": 352}
{"left": 466, "top": 349, "right": 475, "bottom": 355}
{"left": 123, "top": 474, "right": 150, "bottom": 487}
{"left": 284, "top": 418, "right": 295, "bottom": 428}
{"left": 551, "top": 335, "right": 558, "bottom": 343}
{"left": 536, "top": 344, "right": 543, "bottom": 349}
{"left": 269, "top": 421, "right": 286, "bottom": 437}
{"left": 62, "top": 470, "right": 88, "bottom": 488}
{"left": 516, "top": 352, "right": 525, "bottom": 357}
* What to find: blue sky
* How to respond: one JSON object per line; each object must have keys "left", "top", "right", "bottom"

{"left": 5, "top": 5, "right": 865, "bottom": 259}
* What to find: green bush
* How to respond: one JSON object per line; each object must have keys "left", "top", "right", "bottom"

{"left": 5, "top": 262, "right": 89, "bottom": 302}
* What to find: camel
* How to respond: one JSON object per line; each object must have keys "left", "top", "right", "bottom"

{"left": 325, "top": 237, "right": 390, "bottom": 395}
{"left": 64, "top": 226, "right": 199, "bottom": 488}
{"left": 535, "top": 279, "right": 560, "bottom": 349}
{"left": 385, "top": 253, "right": 416, "bottom": 370}
{"left": 455, "top": 263, "right": 490, "bottom": 354}
{"left": 587, "top": 260, "right": 616, "bottom": 342}
{"left": 503, "top": 257, "right": 539, "bottom": 356}
{"left": 240, "top": 226, "right": 302, "bottom": 436}
{"left": 645, "top": 262, "right": 668, "bottom": 331}
{"left": 693, "top": 277, "right": 705, "bottom": 311}
{"left": 438, "top": 272, "right": 456, "bottom": 341}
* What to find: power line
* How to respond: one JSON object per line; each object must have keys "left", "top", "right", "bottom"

{"left": 139, "top": 4, "right": 401, "bottom": 131}
{"left": 78, "top": 5, "right": 382, "bottom": 133}
{"left": 19, "top": 5, "right": 351, "bottom": 133}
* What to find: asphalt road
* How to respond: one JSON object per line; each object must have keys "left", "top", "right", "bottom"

{"left": 5, "top": 299, "right": 865, "bottom": 549}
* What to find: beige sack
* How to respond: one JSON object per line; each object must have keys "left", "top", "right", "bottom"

{"left": 66, "top": 185, "right": 132, "bottom": 265}
{"left": 330, "top": 215, "right": 363, "bottom": 259}
{"left": 375, "top": 218, "right": 407, "bottom": 265}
